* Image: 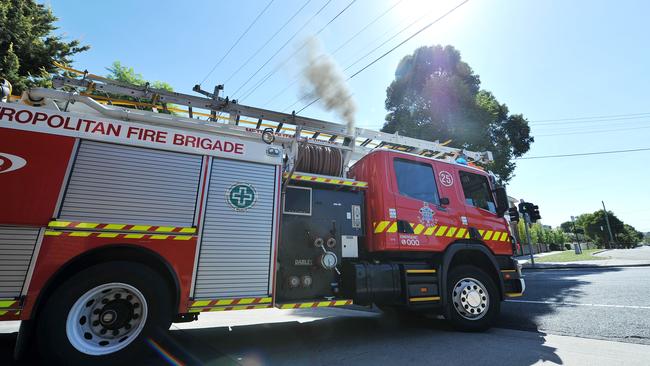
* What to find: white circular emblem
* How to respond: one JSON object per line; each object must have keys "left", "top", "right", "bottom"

{"left": 439, "top": 171, "right": 454, "bottom": 187}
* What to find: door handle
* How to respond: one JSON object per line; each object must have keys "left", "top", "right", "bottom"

{"left": 397, "top": 220, "right": 414, "bottom": 234}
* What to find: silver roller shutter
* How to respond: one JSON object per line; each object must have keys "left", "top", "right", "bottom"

{"left": 59, "top": 141, "right": 202, "bottom": 227}
{"left": 0, "top": 226, "right": 40, "bottom": 298}
{"left": 194, "top": 159, "right": 277, "bottom": 299}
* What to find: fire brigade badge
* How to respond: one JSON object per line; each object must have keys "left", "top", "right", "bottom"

{"left": 226, "top": 183, "right": 257, "bottom": 211}
{"left": 419, "top": 202, "right": 436, "bottom": 226}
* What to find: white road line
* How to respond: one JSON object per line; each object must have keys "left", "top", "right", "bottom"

{"left": 505, "top": 299, "right": 650, "bottom": 310}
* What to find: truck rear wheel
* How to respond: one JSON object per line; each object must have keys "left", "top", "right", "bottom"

{"left": 445, "top": 265, "right": 499, "bottom": 332}
{"left": 36, "top": 261, "right": 173, "bottom": 365}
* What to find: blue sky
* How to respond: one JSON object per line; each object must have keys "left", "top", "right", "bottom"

{"left": 44, "top": 0, "right": 650, "bottom": 232}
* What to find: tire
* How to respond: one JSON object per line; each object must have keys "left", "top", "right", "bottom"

{"left": 36, "top": 261, "right": 173, "bottom": 366}
{"left": 445, "top": 265, "right": 499, "bottom": 332}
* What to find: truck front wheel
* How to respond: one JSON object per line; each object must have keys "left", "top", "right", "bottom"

{"left": 36, "top": 261, "right": 173, "bottom": 365}
{"left": 445, "top": 265, "right": 499, "bottom": 332}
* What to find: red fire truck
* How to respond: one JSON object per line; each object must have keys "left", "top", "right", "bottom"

{"left": 0, "top": 69, "right": 524, "bottom": 364}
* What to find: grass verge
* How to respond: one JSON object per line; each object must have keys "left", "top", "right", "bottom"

{"left": 536, "top": 249, "right": 608, "bottom": 263}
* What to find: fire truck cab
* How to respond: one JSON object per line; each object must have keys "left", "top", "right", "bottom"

{"left": 0, "top": 71, "right": 524, "bottom": 365}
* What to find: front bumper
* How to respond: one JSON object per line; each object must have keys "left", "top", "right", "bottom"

{"left": 502, "top": 259, "right": 525, "bottom": 298}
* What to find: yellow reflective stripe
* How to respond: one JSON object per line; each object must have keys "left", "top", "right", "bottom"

{"left": 374, "top": 221, "right": 390, "bottom": 233}
{"left": 149, "top": 235, "right": 169, "bottom": 240}
{"left": 299, "top": 302, "right": 315, "bottom": 308}
{"left": 424, "top": 226, "right": 437, "bottom": 236}
{"left": 465, "top": 231, "right": 470, "bottom": 239}
{"left": 155, "top": 226, "right": 176, "bottom": 232}
{"left": 406, "top": 269, "right": 436, "bottom": 274}
{"left": 216, "top": 299, "right": 234, "bottom": 306}
{"left": 130, "top": 225, "right": 151, "bottom": 232}
{"left": 192, "top": 300, "right": 211, "bottom": 307}
{"left": 386, "top": 222, "right": 398, "bottom": 233}
{"left": 435, "top": 226, "right": 448, "bottom": 236}
{"left": 0, "top": 300, "right": 16, "bottom": 308}
{"left": 124, "top": 234, "right": 144, "bottom": 239}
{"left": 48, "top": 221, "right": 71, "bottom": 228}
{"left": 455, "top": 228, "right": 467, "bottom": 238}
{"left": 74, "top": 222, "right": 99, "bottom": 229}
{"left": 69, "top": 231, "right": 92, "bottom": 237}
{"left": 478, "top": 229, "right": 485, "bottom": 237}
{"left": 413, "top": 224, "right": 425, "bottom": 235}
{"left": 500, "top": 232, "right": 509, "bottom": 241}
{"left": 97, "top": 233, "right": 119, "bottom": 238}
{"left": 44, "top": 231, "right": 62, "bottom": 236}
{"left": 445, "top": 227, "right": 457, "bottom": 237}
{"left": 0, "top": 311, "right": 7, "bottom": 316}
{"left": 173, "top": 236, "right": 193, "bottom": 241}
{"left": 410, "top": 296, "right": 440, "bottom": 302}
{"left": 280, "top": 304, "right": 294, "bottom": 309}
{"left": 104, "top": 224, "right": 126, "bottom": 230}
{"left": 484, "top": 231, "right": 493, "bottom": 240}
{"left": 238, "top": 298, "right": 255, "bottom": 305}
{"left": 334, "top": 300, "right": 349, "bottom": 306}
{"left": 258, "top": 297, "right": 272, "bottom": 304}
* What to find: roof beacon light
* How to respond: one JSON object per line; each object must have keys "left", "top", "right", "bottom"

{"left": 456, "top": 157, "right": 468, "bottom": 165}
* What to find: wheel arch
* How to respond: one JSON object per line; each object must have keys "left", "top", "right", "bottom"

{"left": 441, "top": 241, "right": 504, "bottom": 308}
{"left": 31, "top": 244, "right": 181, "bottom": 320}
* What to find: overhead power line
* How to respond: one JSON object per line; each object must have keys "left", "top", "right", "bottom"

{"left": 230, "top": 0, "right": 335, "bottom": 97}
{"left": 264, "top": 0, "right": 404, "bottom": 107}
{"left": 297, "top": 0, "right": 470, "bottom": 113}
{"left": 531, "top": 111, "right": 650, "bottom": 123}
{"left": 199, "top": 0, "right": 275, "bottom": 85}
{"left": 517, "top": 147, "right": 650, "bottom": 160}
{"left": 223, "top": 1, "right": 313, "bottom": 86}
{"left": 238, "top": 0, "right": 358, "bottom": 101}
{"left": 535, "top": 124, "right": 650, "bottom": 137}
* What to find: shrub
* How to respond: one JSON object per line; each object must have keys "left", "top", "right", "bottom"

{"left": 565, "top": 244, "right": 572, "bottom": 250}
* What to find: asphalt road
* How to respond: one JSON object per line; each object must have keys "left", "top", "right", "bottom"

{"left": 499, "top": 266, "right": 650, "bottom": 345}
{"left": 2, "top": 266, "right": 649, "bottom": 365}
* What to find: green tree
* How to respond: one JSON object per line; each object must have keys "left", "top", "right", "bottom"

{"left": 581, "top": 210, "right": 624, "bottom": 248}
{"left": 616, "top": 224, "right": 643, "bottom": 249}
{"left": 0, "top": 0, "right": 89, "bottom": 93}
{"left": 382, "top": 45, "right": 533, "bottom": 182}
{"left": 105, "top": 61, "right": 172, "bottom": 91}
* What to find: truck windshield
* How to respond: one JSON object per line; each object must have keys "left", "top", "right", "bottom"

{"left": 459, "top": 171, "right": 496, "bottom": 213}
{"left": 393, "top": 158, "right": 440, "bottom": 204}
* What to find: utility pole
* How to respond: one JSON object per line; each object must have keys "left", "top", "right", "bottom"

{"left": 602, "top": 201, "right": 615, "bottom": 249}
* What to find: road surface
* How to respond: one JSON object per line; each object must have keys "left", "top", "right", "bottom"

{"left": 2, "top": 266, "right": 649, "bottom": 365}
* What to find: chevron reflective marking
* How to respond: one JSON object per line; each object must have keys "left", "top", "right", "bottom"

{"left": 189, "top": 297, "right": 272, "bottom": 309}
{"left": 278, "top": 299, "right": 353, "bottom": 309}
{"left": 424, "top": 225, "right": 437, "bottom": 235}
{"left": 374, "top": 221, "right": 390, "bottom": 233}
{"left": 386, "top": 222, "right": 398, "bottom": 233}
{"left": 0, "top": 299, "right": 19, "bottom": 309}
{"left": 413, "top": 224, "right": 425, "bottom": 234}
{"left": 43, "top": 231, "right": 195, "bottom": 241}
{"left": 455, "top": 228, "right": 467, "bottom": 238}
{"left": 282, "top": 173, "right": 368, "bottom": 188}
{"left": 483, "top": 230, "right": 493, "bottom": 240}
{"left": 500, "top": 232, "right": 509, "bottom": 241}
{"left": 435, "top": 226, "right": 448, "bottom": 236}
{"left": 47, "top": 221, "right": 196, "bottom": 234}
{"left": 445, "top": 227, "right": 457, "bottom": 237}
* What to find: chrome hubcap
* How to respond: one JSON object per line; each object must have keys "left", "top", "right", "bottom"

{"left": 452, "top": 277, "right": 489, "bottom": 320}
{"left": 66, "top": 283, "right": 148, "bottom": 355}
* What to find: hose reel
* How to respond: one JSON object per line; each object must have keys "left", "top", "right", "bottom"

{"left": 295, "top": 144, "right": 344, "bottom": 177}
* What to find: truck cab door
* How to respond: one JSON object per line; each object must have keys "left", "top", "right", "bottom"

{"left": 390, "top": 156, "right": 464, "bottom": 252}
{"left": 457, "top": 169, "right": 512, "bottom": 255}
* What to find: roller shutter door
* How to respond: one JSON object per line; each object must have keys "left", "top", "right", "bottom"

{"left": 59, "top": 141, "right": 201, "bottom": 227}
{"left": 0, "top": 226, "right": 40, "bottom": 298}
{"left": 194, "top": 159, "right": 277, "bottom": 298}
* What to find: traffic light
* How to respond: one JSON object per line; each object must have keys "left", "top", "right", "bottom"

{"left": 517, "top": 202, "right": 542, "bottom": 223}
{"left": 508, "top": 206, "right": 520, "bottom": 222}
{"left": 529, "top": 204, "right": 541, "bottom": 222}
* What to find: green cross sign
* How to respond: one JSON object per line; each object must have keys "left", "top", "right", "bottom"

{"left": 227, "top": 183, "right": 256, "bottom": 211}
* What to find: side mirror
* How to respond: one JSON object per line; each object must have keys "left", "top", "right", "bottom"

{"left": 439, "top": 197, "right": 450, "bottom": 205}
{"left": 494, "top": 187, "right": 509, "bottom": 217}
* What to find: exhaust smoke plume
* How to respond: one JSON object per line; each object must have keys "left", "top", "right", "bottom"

{"left": 300, "top": 37, "right": 356, "bottom": 134}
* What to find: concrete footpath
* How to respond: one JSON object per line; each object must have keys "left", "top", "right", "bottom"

{"left": 3, "top": 307, "right": 650, "bottom": 365}
{"left": 518, "top": 246, "right": 650, "bottom": 269}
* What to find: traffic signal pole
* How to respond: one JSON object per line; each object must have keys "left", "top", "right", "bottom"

{"left": 523, "top": 212, "right": 535, "bottom": 267}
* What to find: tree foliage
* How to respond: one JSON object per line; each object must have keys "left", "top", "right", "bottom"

{"left": 382, "top": 45, "right": 533, "bottom": 182}
{"left": 105, "top": 61, "right": 172, "bottom": 91}
{"left": 0, "top": 0, "right": 89, "bottom": 93}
